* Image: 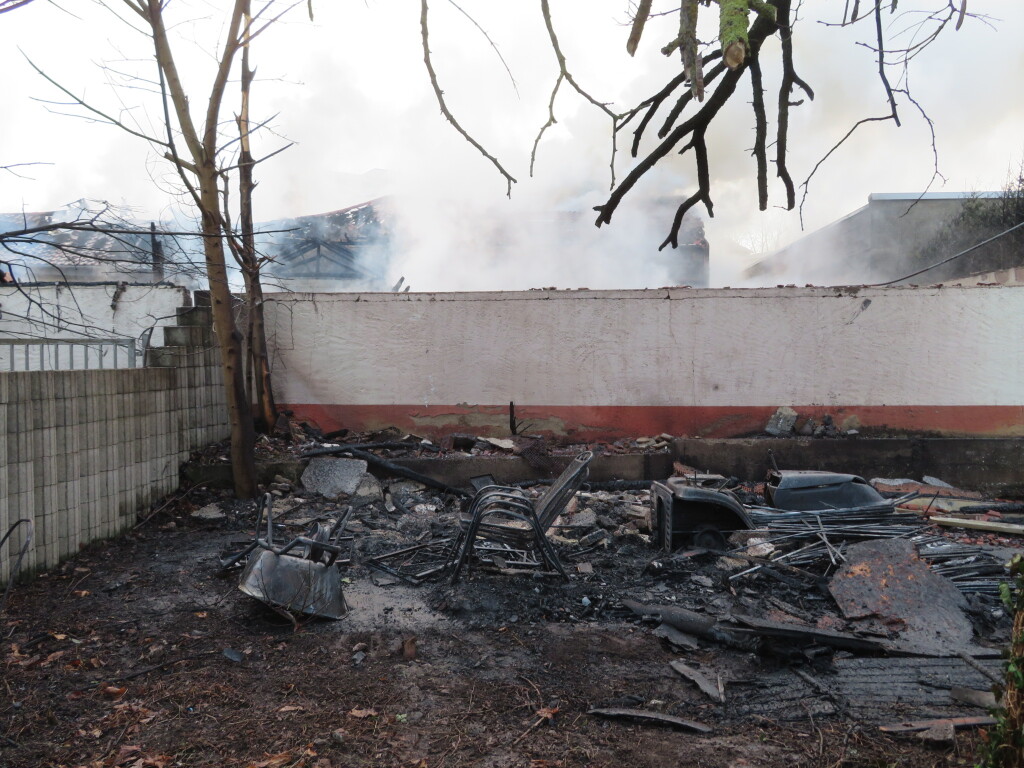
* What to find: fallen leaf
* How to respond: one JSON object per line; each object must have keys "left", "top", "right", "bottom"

{"left": 246, "top": 752, "right": 294, "bottom": 768}
{"left": 72, "top": 590, "right": 90, "bottom": 598}
{"left": 114, "top": 745, "right": 141, "bottom": 765}
{"left": 102, "top": 685, "right": 128, "bottom": 700}
{"left": 194, "top": 612, "right": 208, "bottom": 619}
{"left": 278, "top": 705, "right": 305, "bottom": 713}
{"left": 535, "top": 707, "right": 559, "bottom": 721}
{"left": 348, "top": 707, "right": 379, "bottom": 719}
{"left": 41, "top": 650, "right": 66, "bottom": 667}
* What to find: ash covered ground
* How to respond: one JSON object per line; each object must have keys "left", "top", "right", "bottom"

{"left": 2, "top": 442, "right": 1021, "bottom": 768}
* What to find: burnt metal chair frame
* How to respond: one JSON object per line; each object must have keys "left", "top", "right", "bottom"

{"left": 449, "top": 450, "right": 593, "bottom": 584}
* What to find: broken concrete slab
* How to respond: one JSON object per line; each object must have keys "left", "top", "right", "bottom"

{"left": 301, "top": 457, "right": 368, "bottom": 498}
{"left": 352, "top": 474, "right": 384, "bottom": 507}
{"left": 765, "top": 406, "right": 798, "bottom": 436}
{"left": 191, "top": 504, "right": 226, "bottom": 521}
{"left": 568, "top": 508, "right": 598, "bottom": 528}
{"left": 828, "top": 538, "right": 973, "bottom": 655}
{"left": 482, "top": 437, "right": 515, "bottom": 451}
{"left": 386, "top": 479, "right": 429, "bottom": 498}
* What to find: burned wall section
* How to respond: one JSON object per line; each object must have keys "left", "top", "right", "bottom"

{"left": 0, "top": 347, "right": 228, "bottom": 586}
{"left": 262, "top": 285, "right": 1024, "bottom": 441}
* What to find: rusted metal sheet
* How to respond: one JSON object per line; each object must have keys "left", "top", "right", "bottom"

{"left": 828, "top": 538, "right": 973, "bottom": 655}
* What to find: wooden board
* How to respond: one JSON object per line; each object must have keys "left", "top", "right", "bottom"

{"left": 930, "top": 516, "right": 1024, "bottom": 536}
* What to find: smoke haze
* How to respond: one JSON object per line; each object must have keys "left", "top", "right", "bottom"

{"left": 1, "top": 1, "right": 1022, "bottom": 289}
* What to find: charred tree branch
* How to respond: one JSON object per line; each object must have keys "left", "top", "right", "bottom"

{"left": 530, "top": 72, "right": 563, "bottom": 177}
{"left": 540, "top": 0, "right": 617, "bottom": 189}
{"left": 749, "top": 56, "right": 768, "bottom": 211}
{"left": 420, "top": 0, "right": 516, "bottom": 196}
{"left": 661, "top": 131, "right": 712, "bottom": 250}
{"left": 596, "top": 12, "right": 776, "bottom": 236}
{"left": 873, "top": 0, "right": 901, "bottom": 127}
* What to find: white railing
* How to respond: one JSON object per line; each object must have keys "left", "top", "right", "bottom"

{"left": 1, "top": 338, "right": 139, "bottom": 371}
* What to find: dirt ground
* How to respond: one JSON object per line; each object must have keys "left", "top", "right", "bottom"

{"left": 1, "top": 481, "right": 1013, "bottom": 768}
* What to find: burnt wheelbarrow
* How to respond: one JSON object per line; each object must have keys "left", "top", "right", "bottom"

{"left": 223, "top": 494, "right": 350, "bottom": 620}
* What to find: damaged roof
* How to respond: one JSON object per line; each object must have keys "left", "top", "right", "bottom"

{"left": 0, "top": 205, "right": 157, "bottom": 277}
{"left": 258, "top": 198, "right": 391, "bottom": 281}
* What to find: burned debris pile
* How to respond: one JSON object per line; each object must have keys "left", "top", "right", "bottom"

{"left": 172, "top": 429, "right": 1024, "bottom": 736}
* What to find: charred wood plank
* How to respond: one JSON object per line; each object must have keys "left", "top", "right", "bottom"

{"left": 879, "top": 716, "right": 996, "bottom": 734}
{"left": 670, "top": 660, "right": 724, "bottom": 703}
{"left": 587, "top": 707, "right": 712, "bottom": 733}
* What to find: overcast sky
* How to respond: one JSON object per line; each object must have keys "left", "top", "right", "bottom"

{"left": 2, "top": 1, "right": 1022, "bottom": 289}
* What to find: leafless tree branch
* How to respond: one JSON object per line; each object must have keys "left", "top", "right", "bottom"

{"left": 540, "top": 0, "right": 617, "bottom": 189}
{"left": 420, "top": 0, "right": 517, "bottom": 196}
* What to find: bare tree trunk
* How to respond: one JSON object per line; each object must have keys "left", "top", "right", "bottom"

{"left": 200, "top": 185, "right": 258, "bottom": 499}
{"left": 144, "top": 0, "right": 258, "bottom": 498}
{"left": 236, "top": 0, "right": 278, "bottom": 434}
{"left": 248, "top": 275, "right": 277, "bottom": 433}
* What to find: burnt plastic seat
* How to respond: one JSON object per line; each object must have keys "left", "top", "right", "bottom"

{"left": 448, "top": 450, "right": 593, "bottom": 584}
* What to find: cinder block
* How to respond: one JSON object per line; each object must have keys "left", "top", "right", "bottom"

{"left": 175, "top": 306, "right": 212, "bottom": 327}
{"left": 18, "top": 463, "right": 34, "bottom": 495}
{"left": 31, "top": 398, "right": 44, "bottom": 429}
{"left": 94, "top": 396, "right": 108, "bottom": 424}
{"left": 165, "top": 325, "right": 213, "bottom": 347}
{"left": 65, "top": 396, "right": 79, "bottom": 430}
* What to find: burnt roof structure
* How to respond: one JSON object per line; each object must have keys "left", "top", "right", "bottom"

{"left": 259, "top": 199, "right": 391, "bottom": 288}
{"left": 0, "top": 206, "right": 160, "bottom": 283}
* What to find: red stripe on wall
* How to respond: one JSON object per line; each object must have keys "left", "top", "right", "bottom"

{"left": 280, "top": 403, "right": 1024, "bottom": 440}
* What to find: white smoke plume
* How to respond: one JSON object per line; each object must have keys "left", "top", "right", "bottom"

{"left": 1, "top": 1, "right": 1021, "bottom": 290}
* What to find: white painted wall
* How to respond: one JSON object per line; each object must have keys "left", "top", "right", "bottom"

{"left": 0, "top": 283, "right": 190, "bottom": 369}
{"left": 264, "top": 286, "right": 1023, "bottom": 410}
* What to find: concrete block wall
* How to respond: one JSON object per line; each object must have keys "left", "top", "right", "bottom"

{"left": 263, "top": 285, "right": 1024, "bottom": 440}
{"left": 0, "top": 346, "right": 228, "bottom": 585}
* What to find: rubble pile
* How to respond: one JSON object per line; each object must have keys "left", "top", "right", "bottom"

{"left": 91, "top": 425, "right": 1024, "bottom": 740}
